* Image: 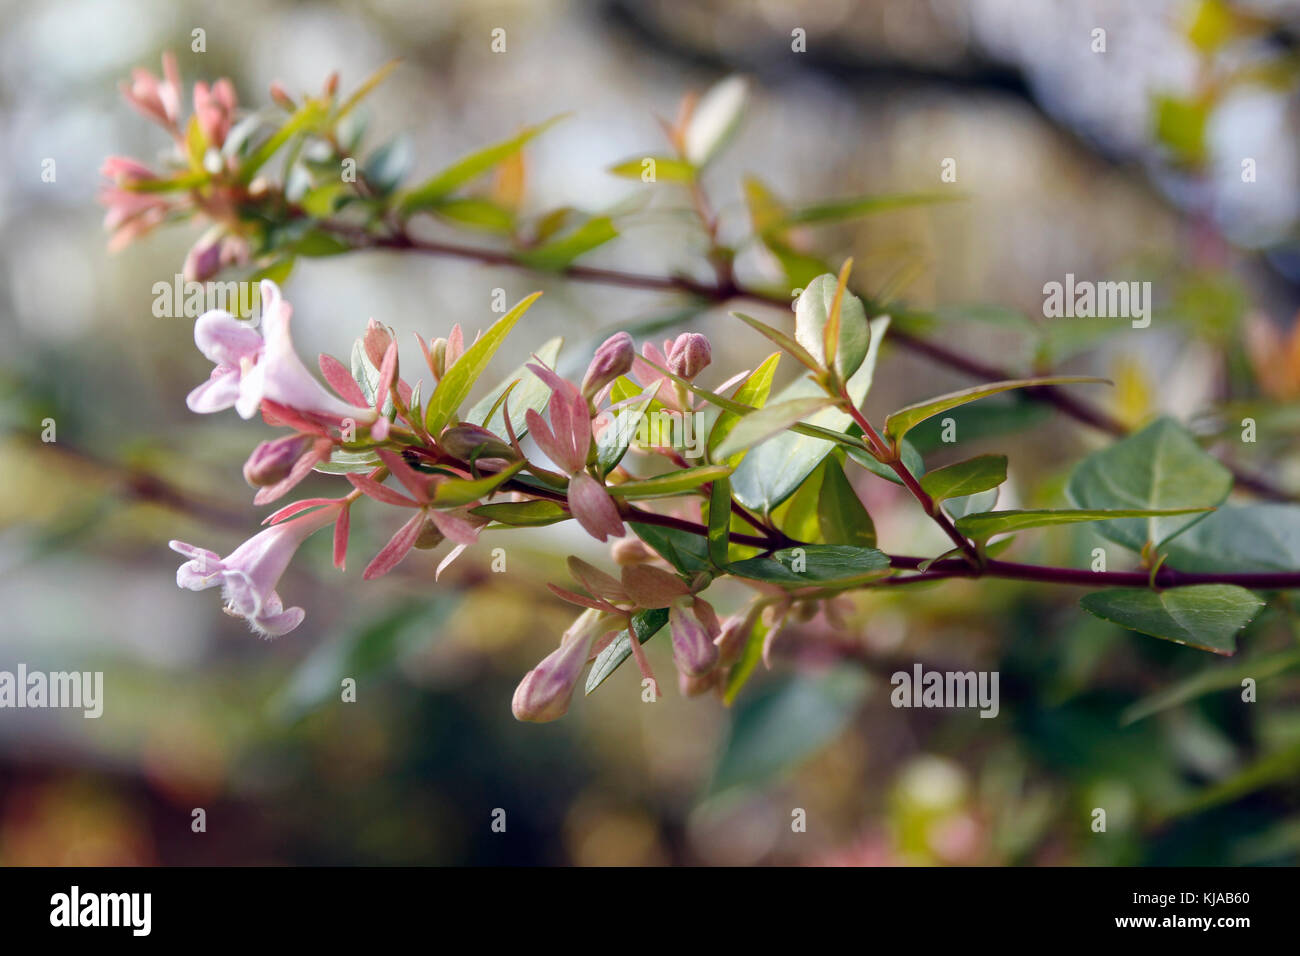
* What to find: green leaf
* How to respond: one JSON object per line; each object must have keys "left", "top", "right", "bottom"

{"left": 846, "top": 437, "right": 925, "bottom": 486}
{"left": 817, "top": 457, "right": 875, "bottom": 547}
{"left": 430, "top": 197, "right": 515, "bottom": 233}
{"left": 727, "top": 545, "right": 891, "bottom": 589}
{"left": 709, "top": 352, "right": 780, "bottom": 466}
{"left": 707, "top": 476, "right": 732, "bottom": 567}
{"left": 919, "top": 454, "right": 1007, "bottom": 505}
{"left": 712, "top": 396, "right": 836, "bottom": 461}
{"left": 1079, "top": 585, "right": 1264, "bottom": 655}
{"left": 955, "top": 507, "right": 1209, "bottom": 543}
{"left": 711, "top": 664, "right": 869, "bottom": 794}
{"left": 731, "top": 317, "right": 889, "bottom": 513}
{"left": 883, "top": 376, "right": 1109, "bottom": 445}
{"left": 333, "top": 59, "right": 400, "bottom": 123}
{"left": 631, "top": 522, "right": 713, "bottom": 575}
{"left": 399, "top": 117, "right": 563, "bottom": 213}
{"left": 467, "top": 335, "right": 563, "bottom": 440}
{"left": 1163, "top": 504, "right": 1300, "bottom": 574}
{"left": 608, "top": 156, "right": 696, "bottom": 183}
{"left": 515, "top": 217, "right": 617, "bottom": 270}
{"left": 794, "top": 272, "right": 871, "bottom": 381}
{"left": 470, "top": 499, "right": 567, "bottom": 527}
{"left": 721, "top": 613, "right": 769, "bottom": 706}
{"left": 596, "top": 380, "right": 658, "bottom": 474}
{"left": 608, "top": 465, "right": 732, "bottom": 500}
{"left": 775, "top": 190, "right": 962, "bottom": 228}
{"left": 584, "top": 608, "right": 671, "bottom": 695}
{"left": 1066, "top": 416, "right": 1233, "bottom": 552}
{"left": 238, "top": 98, "right": 329, "bottom": 182}
{"left": 429, "top": 460, "right": 524, "bottom": 507}
{"left": 363, "top": 136, "right": 412, "bottom": 195}
{"left": 730, "top": 311, "right": 820, "bottom": 371}
{"left": 941, "top": 487, "right": 999, "bottom": 520}
{"left": 684, "top": 75, "right": 748, "bottom": 167}
{"left": 1121, "top": 648, "right": 1300, "bottom": 726}
{"left": 425, "top": 292, "right": 542, "bottom": 434}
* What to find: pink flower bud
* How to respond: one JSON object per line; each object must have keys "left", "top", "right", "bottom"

{"left": 611, "top": 537, "right": 655, "bottom": 566}
{"left": 183, "top": 237, "right": 224, "bottom": 283}
{"left": 512, "top": 609, "right": 617, "bottom": 722}
{"left": 363, "top": 319, "right": 395, "bottom": 370}
{"left": 667, "top": 332, "right": 711, "bottom": 379}
{"left": 581, "top": 331, "right": 635, "bottom": 399}
{"left": 269, "top": 81, "right": 295, "bottom": 110}
{"left": 243, "top": 434, "right": 314, "bottom": 487}
{"left": 439, "top": 424, "right": 518, "bottom": 462}
{"left": 669, "top": 600, "right": 720, "bottom": 677}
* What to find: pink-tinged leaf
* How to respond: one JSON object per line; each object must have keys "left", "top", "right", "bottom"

{"left": 363, "top": 510, "right": 425, "bottom": 580}
{"left": 435, "top": 543, "right": 468, "bottom": 580}
{"left": 319, "top": 353, "right": 369, "bottom": 407}
{"left": 333, "top": 504, "right": 351, "bottom": 570}
{"left": 414, "top": 331, "right": 434, "bottom": 377}
{"left": 568, "top": 472, "right": 625, "bottom": 542}
{"left": 370, "top": 416, "right": 391, "bottom": 441}
{"left": 525, "top": 408, "right": 572, "bottom": 472}
{"left": 447, "top": 324, "right": 464, "bottom": 366}
{"left": 346, "top": 472, "right": 419, "bottom": 507}
{"left": 567, "top": 555, "right": 628, "bottom": 603}
{"left": 375, "top": 449, "right": 433, "bottom": 501}
{"left": 621, "top": 563, "right": 690, "bottom": 607}
{"left": 263, "top": 497, "right": 338, "bottom": 525}
{"left": 547, "top": 582, "right": 611, "bottom": 613}
{"left": 260, "top": 400, "right": 332, "bottom": 435}
{"left": 428, "top": 508, "right": 482, "bottom": 546}
{"left": 396, "top": 378, "right": 413, "bottom": 406}
{"left": 375, "top": 341, "right": 399, "bottom": 410}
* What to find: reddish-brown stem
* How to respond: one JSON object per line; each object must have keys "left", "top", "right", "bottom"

{"left": 314, "top": 218, "right": 1289, "bottom": 502}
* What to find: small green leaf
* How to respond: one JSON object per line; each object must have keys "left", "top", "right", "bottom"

{"left": 1067, "top": 416, "right": 1233, "bottom": 553}
{"left": 919, "top": 454, "right": 1007, "bottom": 505}
{"left": 1080, "top": 585, "right": 1264, "bottom": 655}
{"left": 1164, "top": 504, "right": 1300, "bottom": 573}
{"left": 425, "top": 292, "right": 542, "bottom": 435}
{"left": 429, "top": 460, "right": 524, "bottom": 507}
{"left": 775, "top": 190, "right": 963, "bottom": 229}
{"left": 400, "top": 117, "right": 563, "bottom": 213}
{"left": 707, "top": 476, "right": 732, "bottom": 567}
{"left": 239, "top": 99, "right": 329, "bottom": 182}
{"left": 817, "top": 457, "right": 875, "bottom": 547}
{"left": 314, "top": 448, "right": 381, "bottom": 476}
{"left": 608, "top": 465, "right": 732, "bottom": 500}
{"left": 709, "top": 352, "right": 780, "bottom": 466}
{"left": 727, "top": 545, "right": 890, "bottom": 589}
{"left": 794, "top": 272, "right": 871, "bottom": 381}
{"left": 596, "top": 380, "right": 658, "bottom": 475}
{"left": 846, "top": 437, "right": 925, "bottom": 486}
{"left": 584, "top": 608, "right": 671, "bottom": 695}
{"left": 712, "top": 396, "right": 836, "bottom": 461}
{"left": 631, "top": 522, "right": 713, "bottom": 575}
{"left": 942, "top": 486, "right": 999, "bottom": 520}
{"left": 684, "top": 75, "right": 748, "bottom": 167}
{"left": 711, "top": 664, "right": 869, "bottom": 794}
{"left": 471, "top": 499, "right": 567, "bottom": 527}
{"left": 730, "top": 311, "right": 821, "bottom": 371}
{"left": 431, "top": 197, "right": 515, "bottom": 233}
{"left": 955, "top": 507, "right": 1209, "bottom": 543}
{"left": 608, "top": 156, "right": 696, "bottom": 182}
{"left": 884, "top": 376, "right": 1109, "bottom": 445}
{"left": 363, "top": 136, "right": 412, "bottom": 195}
{"left": 515, "top": 217, "right": 617, "bottom": 270}
{"left": 721, "top": 613, "right": 769, "bottom": 706}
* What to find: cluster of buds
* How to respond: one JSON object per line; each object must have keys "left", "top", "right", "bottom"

{"left": 167, "top": 278, "right": 736, "bottom": 724}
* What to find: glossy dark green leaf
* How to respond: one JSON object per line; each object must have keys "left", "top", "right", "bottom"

{"left": 955, "top": 507, "right": 1208, "bottom": 543}
{"left": 884, "top": 376, "right": 1108, "bottom": 445}
{"left": 1080, "top": 585, "right": 1264, "bottom": 655}
{"left": 727, "top": 545, "right": 891, "bottom": 589}
{"left": 817, "top": 457, "right": 875, "bottom": 547}
{"left": 584, "top": 608, "right": 671, "bottom": 695}
{"left": 919, "top": 454, "right": 1007, "bottom": 504}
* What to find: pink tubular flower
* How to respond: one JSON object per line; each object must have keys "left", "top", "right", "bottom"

{"left": 581, "top": 331, "right": 635, "bottom": 401}
{"left": 524, "top": 363, "right": 624, "bottom": 542}
{"left": 169, "top": 500, "right": 342, "bottom": 637}
{"left": 186, "top": 280, "right": 376, "bottom": 425}
{"left": 512, "top": 608, "right": 622, "bottom": 722}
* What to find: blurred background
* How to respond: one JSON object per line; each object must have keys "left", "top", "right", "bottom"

{"left": 2, "top": 0, "right": 1300, "bottom": 865}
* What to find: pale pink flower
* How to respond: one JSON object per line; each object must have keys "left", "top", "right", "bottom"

{"left": 193, "top": 78, "right": 237, "bottom": 147}
{"left": 169, "top": 500, "right": 342, "bottom": 637}
{"left": 186, "top": 280, "right": 375, "bottom": 425}
{"left": 524, "top": 363, "right": 624, "bottom": 542}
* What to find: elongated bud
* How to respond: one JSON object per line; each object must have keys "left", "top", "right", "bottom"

{"left": 667, "top": 332, "right": 711, "bottom": 379}
{"left": 364, "top": 318, "right": 395, "bottom": 370}
{"left": 429, "top": 338, "right": 449, "bottom": 380}
{"left": 714, "top": 612, "right": 752, "bottom": 666}
{"left": 669, "top": 601, "right": 720, "bottom": 677}
{"left": 243, "top": 434, "right": 313, "bottom": 487}
{"left": 439, "top": 424, "right": 518, "bottom": 461}
{"left": 581, "top": 331, "right": 635, "bottom": 400}
{"left": 183, "top": 235, "right": 223, "bottom": 283}
{"left": 679, "top": 668, "right": 719, "bottom": 698}
{"left": 512, "top": 609, "right": 612, "bottom": 722}
{"left": 323, "top": 71, "right": 340, "bottom": 98}
{"left": 611, "top": 537, "right": 655, "bottom": 566}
